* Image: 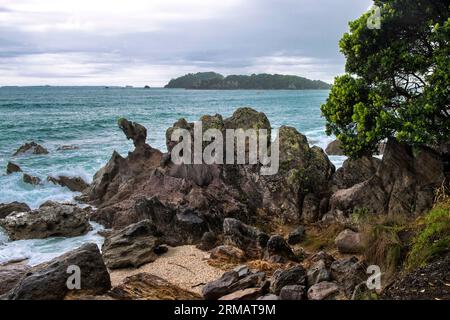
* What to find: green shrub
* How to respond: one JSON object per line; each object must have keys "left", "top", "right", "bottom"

{"left": 406, "top": 202, "right": 450, "bottom": 270}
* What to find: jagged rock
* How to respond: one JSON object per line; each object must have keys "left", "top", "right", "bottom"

{"left": 108, "top": 273, "right": 201, "bottom": 300}
{"left": 307, "top": 259, "right": 331, "bottom": 286}
{"left": 202, "top": 270, "right": 265, "bottom": 300}
{"left": 270, "top": 266, "right": 306, "bottom": 295}
{"left": 13, "top": 141, "right": 48, "bottom": 156}
{"left": 264, "top": 235, "right": 297, "bottom": 263}
{"left": 102, "top": 220, "right": 162, "bottom": 269}
{"left": 3, "top": 243, "right": 111, "bottom": 300}
{"left": 210, "top": 245, "right": 246, "bottom": 262}
{"left": 332, "top": 156, "right": 381, "bottom": 190}
{"left": 196, "top": 231, "right": 219, "bottom": 251}
{"left": 260, "top": 126, "right": 335, "bottom": 223}
{"left": 329, "top": 138, "right": 445, "bottom": 218}
{"left": 47, "top": 175, "right": 90, "bottom": 192}
{"left": 325, "top": 140, "right": 344, "bottom": 156}
{"left": 279, "top": 285, "right": 306, "bottom": 300}
{"left": 330, "top": 257, "right": 366, "bottom": 296}
{"left": 0, "top": 263, "right": 30, "bottom": 295}
{"left": 307, "top": 281, "right": 340, "bottom": 300}
{"left": 0, "top": 202, "right": 30, "bottom": 219}
{"left": 6, "top": 162, "right": 22, "bottom": 174}
{"left": 118, "top": 118, "right": 147, "bottom": 148}
{"left": 223, "top": 218, "right": 269, "bottom": 259}
{"left": 287, "top": 226, "right": 305, "bottom": 245}
{"left": 218, "top": 287, "right": 262, "bottom": 300}
{"left": 0, "top": 202, "right": 91, "bottom": 240}
{"left": 22, "top": 173, "right": 41, "bottom": 185}
{"left": 335, "top": 229, "right": 364, "bottom": 254}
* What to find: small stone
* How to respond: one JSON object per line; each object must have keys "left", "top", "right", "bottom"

{"left": 279, "top": 285, "right": 306, "bottom": 300}
{"left": 307, "top": 281, "right": 340, "bottom": 300}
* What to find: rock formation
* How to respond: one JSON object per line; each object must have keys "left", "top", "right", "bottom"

{"left": 0, "top": 201, "right": 91, "bottom": 240}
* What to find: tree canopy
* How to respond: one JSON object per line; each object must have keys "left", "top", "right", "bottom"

{"left": 165, "top": 72, "right": 330, "bottom": 90}
{"left": 321, "top": 0, "right": 449, "bottom": 157}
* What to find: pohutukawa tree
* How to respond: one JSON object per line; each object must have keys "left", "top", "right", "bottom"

{"left": 321, "top": 0, "right": 449, "bottom": 157}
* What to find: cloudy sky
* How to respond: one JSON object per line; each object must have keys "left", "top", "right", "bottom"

{"left": 0, "top": 0, "right": 372, "bottom": 86}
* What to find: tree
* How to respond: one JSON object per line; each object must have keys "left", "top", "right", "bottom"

{"left": 321, "top": 0, "right": 449, "bottom": 157}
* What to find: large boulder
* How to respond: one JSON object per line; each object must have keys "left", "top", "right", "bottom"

{"left": 270, "top": 265, "right": 306, "bottom": 295}
{"left": 3, "top": 243, "right": 111, "bottom": 300}
{"left": 334, "top": 229, "right": 364, "bottom": 254}
{"left": 102, "top": 220, "right": 162, "bottom": 269}
{"left": 332, "top": 156, "right": 381, "bottom": 190}
{"left": 47, "top": 175, "right": 90, "bottom": 192}
{"left": 329, "top": 138, "right": 445, "bottom": 218}
{"left": 223, "top": 218, "right": 269, "bottom": 259}
{"left": 0, "top": 202, "right": 30, "bottom": 219}
{"left": 325, "top": 140, "right": 344, "bottom": 156}
{"left": 0, "top": 263, "right": 30, "bottom": 295}
{"left": 108, "top": 273, "right": 201, "bottom": 300}
{"left": 0, "top": 202, "right": 91, "bottom": 240}
{"left": 6, "top": 162, "right": 22, "bottom": 174}
{"left": 13, "top": 141, "right": 48, "bottom": 156}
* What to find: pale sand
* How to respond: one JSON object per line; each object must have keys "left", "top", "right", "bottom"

{"left": 109, "top": 245, "right": 224, "bottom": 295}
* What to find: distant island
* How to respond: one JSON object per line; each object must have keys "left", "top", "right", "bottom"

{"left": 164, "top": 72, "right": 331, "bottom": 90}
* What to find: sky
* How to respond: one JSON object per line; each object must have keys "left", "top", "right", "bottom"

{"left": 0, "top": 0, "right": 373, "bottom": 87}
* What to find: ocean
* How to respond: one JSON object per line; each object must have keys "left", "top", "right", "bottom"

{"left": 0, "top": 86, "right": 345, "bottom": 265}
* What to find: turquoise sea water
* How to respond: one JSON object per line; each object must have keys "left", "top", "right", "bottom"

{"left": 0, "top": 86, "right": 345, "bottom": 264}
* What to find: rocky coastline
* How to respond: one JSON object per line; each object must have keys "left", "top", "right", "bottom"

{"left": 0, "top": 107, "right": 448, "bottom": 300}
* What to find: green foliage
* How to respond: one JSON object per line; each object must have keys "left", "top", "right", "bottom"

{"left": 321, "top": 0, "right": 450, "bottom": 157}
{"left": 406, "top": 201, "right": 450, "bottom": 270}
{"left": 165, "top": 72, "right": 331, "bottom": 90}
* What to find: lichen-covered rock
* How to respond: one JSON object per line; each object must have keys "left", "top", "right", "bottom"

{"left": 0, "top": 202, "right": 91, "bottom": 240}
{"left": 13, "top": 141, "right": 49, "bottom": 156}
{"left": 0, "top": 202, "right": 30, "bottom": 219}
{"left": 102, "top": 220, "right": 162, "bottom": 269}
{"left": 4, "top": 243, "right": 110, "bottom": 300}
